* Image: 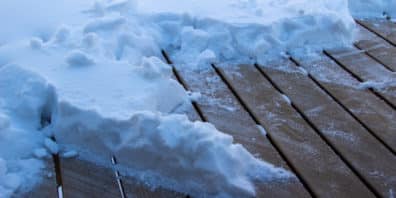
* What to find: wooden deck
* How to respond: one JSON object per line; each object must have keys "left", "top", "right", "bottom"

{"left": 16, "top": 19, "right": 396, "bottom": 198}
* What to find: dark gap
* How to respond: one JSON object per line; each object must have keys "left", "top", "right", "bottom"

{"left": 161, "top": 50, "right": 206, "bottom": 122}
{"left": 355, "top": 20, "right": 396, "bottom": 47}
{"left": 211, "top": 63, "right": 316, "bottom": 198}
{"left": 323, "top": 50, "right": 396, "bottom": 110}
{"left": 289, "top": 57, "right": 395, "bottom": 155}
{"left": 353, "top": 43, "right": 395, "bottom": 72}
{"left": 256, "top": 63, "right": 381, "bottom": 198}
{"left": 111, "top": 157, "right": 127, "bottom": 198}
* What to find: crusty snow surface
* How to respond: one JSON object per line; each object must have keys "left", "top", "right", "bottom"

{"left": 0, "top": 0, "right": 395, "bottom": 197}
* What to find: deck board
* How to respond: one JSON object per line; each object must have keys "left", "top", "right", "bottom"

{"left": 216, "top": 64, "right": 374, "bottom": 198}
{"left": 173, "top": 64, "right": 310, "bottom": 197}
{"left": 355, "top": 24, "right": 396, "bottom": 71}
{"left": 357, "top": 19, "right": 396, "bottom": 46}
{"left": 61, "top": 157, "right": 121, "bottom": 198}
{"left": 258, "top": 60, "right": 396, "bottom": 197}
{"left": 325, "top": 48, "right": 396, "bottom": 108}
{"left": 295, "top": 54, "right": 396, "bottom": 153}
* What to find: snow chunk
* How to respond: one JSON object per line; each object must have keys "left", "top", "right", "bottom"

{"left": 187, "top": 91, "right": 202, "bottom": 102}
{"left": 281, "top": 94, "right": 292, "bottom": 105}
{"left": 138, "top": 56, "right": 172, "bottom": 79}
{"left": 61, "top": 150, "right": 78, "bottom": 158}
{"left": 256, "top": 125, "right": 268, "bottom": 136}
{"left": 65, "top": 50, "right": 95, "bottom": 67}
{"left": 44, "top": 138, "right": 59, "bottom": 154}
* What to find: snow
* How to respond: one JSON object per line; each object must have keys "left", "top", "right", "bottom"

{"left": 0, "top": 0, "right": 394, "bottom": 197}
{"left": 61, "top": 150, "right": 78, "bottom": 159}
{"left": 358, "top": 79, "right": 396, "bottom": 92}
{"left": 0, "top": 66, "right": 52, "bottom": 197}
{"left": 139, "top": 0, "right": 356, "bottom": 66}
{"left": 348, "top": 0, "right": 396, "bottom": 18}
{"left": 65, "top": 50, "right": 95, "bottom": 67}
{"left": 44, "top": 138, "right": 59, "bottom": 155}
{"left": 281, "top": 94, "right": 292, "bottom": 105}
{"left": 256, "top": 125, "right": 268, "bottom": 136}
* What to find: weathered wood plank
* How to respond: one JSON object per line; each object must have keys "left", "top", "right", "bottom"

{"left": 325, "top": 48, "right": 396, "bottom": 108}
{"left": 295, "top": 55, "right": 396, "bottom": 153}
{"left": 61, "top": 157, "right": 120, "bottom": 198}
{"left": 174, "top": 64, "right": 310, "bottom": 198}
{"left": 258, "top": 59, "right": 396, "bottom": 197}
{"left": 13, "top": 159, "right": 57, "bottom": 198}
{"left": 216, "top": 64, "right": 374, "bottom": 198}
{"left": 355, "top": 24, "right": 396, "bottom": 71}
{"left": 357, "top": 19, "right": 396, "bottom": 46}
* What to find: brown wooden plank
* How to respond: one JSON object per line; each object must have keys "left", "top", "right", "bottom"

{"left": 354, "top": 23, "right": 387, "bottom": 49}
{"left": 355, "top": 24, "right": 396, "bottom": 71}
{"left": 61, "top": 157, "right": 121, "bottom": 198}
{"left": 295, "top": 55, "right": 396, "bottom": 153}
{"left": 325, "top": 48, "right": 396, "bottom": 108}
{"left": 357, "top": 19, "right": 396, "bottom": 46}
{"left": 258, "top": 60, "right": 396, "bottom": 197}
{"left": 174, "top": 65, "right": 310, "bottom": 197}
{"left": 216, "top": 64, "right": 374, "bottom": 198}
{"left": 13, "top": 159, "right": 57, "bottom": 198}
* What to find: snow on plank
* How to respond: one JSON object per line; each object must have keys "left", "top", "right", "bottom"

{"left": 13, "top": 159, "right": 57, "bottom": 198}
{"left": 357, "top": 19, "right": 396, "bottom": 46}
{"left": 258, "top": 59, "right": 396, "bottom": 197}
{"left": 355, "top": 24, "right": 396, "bottom": 71}
{"left": 172, "top": 64, "right": 310, "bottom": 197}
{"left": 216, "top": 64, "right": 374, "bottom": 198}
{"left": 295, "top": 54, "right": 396, "bottom": 154}
{"left": 121, "top": 176, "right": 187, "bottom": 198}
{"left": 325, "top": 48, "right": 396, "bottom": 108}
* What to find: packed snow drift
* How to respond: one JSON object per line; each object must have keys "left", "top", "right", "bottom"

{"left": 0, "top": 0, "right": 394, "bottom": 197}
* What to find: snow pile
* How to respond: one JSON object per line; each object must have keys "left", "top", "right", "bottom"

{"left": 0, "top": 65, "right": 56, "bottom": 197}
{"left": 348, "top": 0, "right": 396, "bottom": 18}
{"left": 137, "top": 0, "right": 356, "bottom": 66}
{"left": 56, "top": 105, "right": 290, "bottom": 196}
{"left": 0, "top": 0, "right": 293, "bottom": 197}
